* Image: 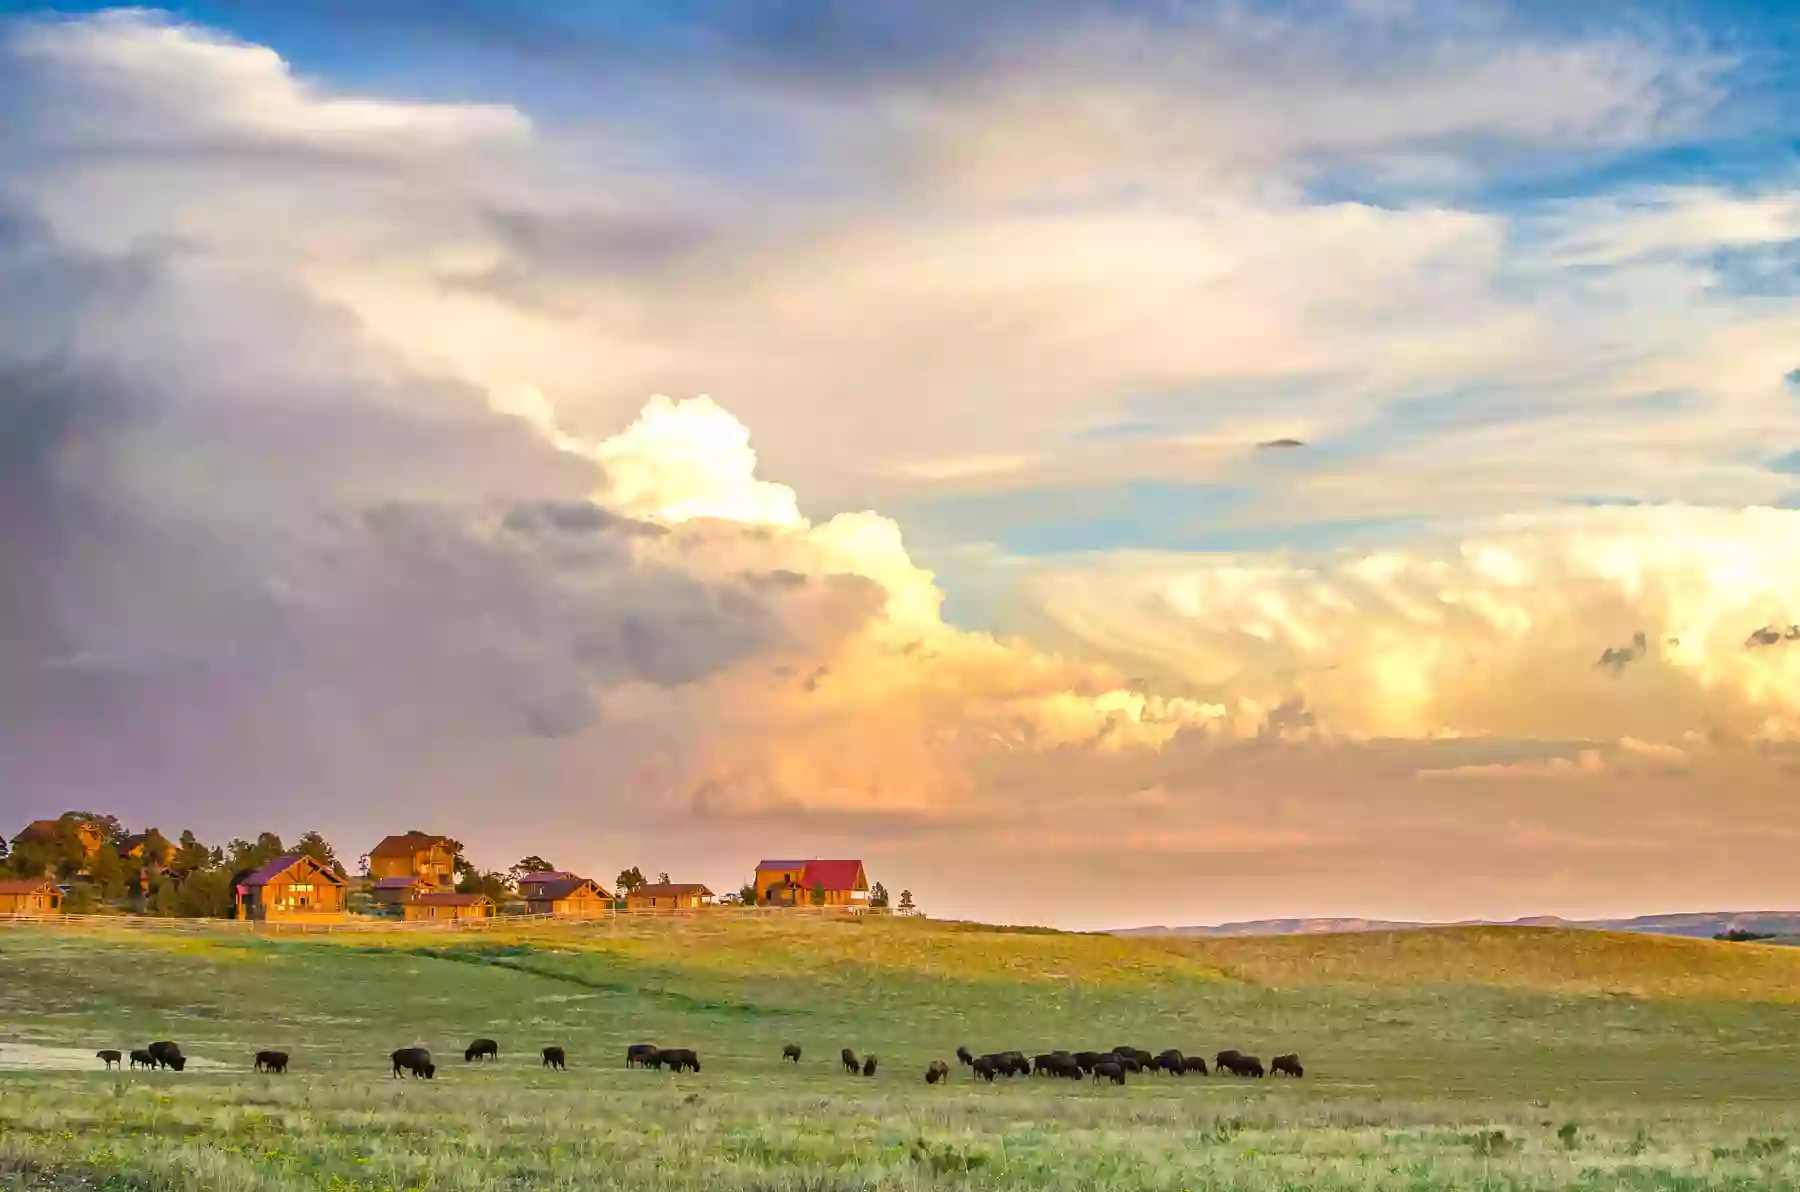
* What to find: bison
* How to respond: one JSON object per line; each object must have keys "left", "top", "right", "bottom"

{"left": 129, "top": 1049, "right": 155, "bottom": 1070}
{"left": 841, "top": 1048, "right": 860, "bottom": 1074}
{"left": 254, "top": 1050, "right": 289, "bottom": 1074}
{"left": 1218, "top": 1053, "right": 1265, "bottom": 1077}
{"left": 782, "top": 1044, "right": 802, "bottom": 1064}
{"left": 465, "top": 1038, "right": 499, "bottom": 1063}
{"left": 1271, "top": 1053, "right": 1303, "bottom": 1078}
{"left": 1182, "top": 1055, "right": 1210, "bottom": 1075}
{"left": 1215, "top": 1049, "right": 1244, "bottom": 1070}
{"left": 862, "top": 1055, "right": 878, "bottom": 1077}
{"left": 925, "top": 1059, "right": 950, "bottom": 1085}
{"left": 971, "top": 1056, "right": 999, "bottom": 1082}
{"left": 1042, "top": 1054, "right": 1083, "bottom": 1079}
{"left": 956, "top": 1045, "right": 974, "bottom": 1067}
{"left": 96, "top": 1049, "right": 121, "bottom": 1070}
{"left": 996, "top": 1051, "right": 1031, "bottom": 1077}
{"left": 148, "top": 1042, "right": 185, "bottom": 1072}
{"left": 1092, "top": 1060, "right": 1127, "bottom": 1085}
{"left": 1154, "top": 1049, "right": 1186, "bottom": 1075}
{"left": 627, "top": 1044, "right": 659, "bottom": 1068}
{"left": 542, "top": 1046, "right": 566, "bottom": 1071}
{"left": 391, "top": 1047, "right": 434, "bottom": 1079}
{"left": 1073, "top": 1051, "right": 1106, "bottom": 1072}
{"left": 659, "top": 1048, "right": 701, "bottom": 1074}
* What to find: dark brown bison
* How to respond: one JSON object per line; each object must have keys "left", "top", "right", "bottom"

{"left": 1182, "top": 1055, "right": 1210, "bottom": 1075}
{"left": 925, "top": 1059, "right": 949, "bottom": 1084}
{"left": 129, "top": 1049, "right": 155, "bottom": 1070}
{"left": 1215, "top": 1049, "right": 1244, "bottom": 1070}
{"left": 1112, "top": 1053, "right": 1142, "bottom": 1073}
{"left": 862, "top": 1055, "right": 877, "bottom": 1077}
{"left": 96, "top": 1049, "right": 121, "bottom": 1070}
{"left": 1271, "top": 1053, "right": 1303, "bottom": 1077}
{"left": 391, "top": 1047, "right": 434, "bottom": 1079}
{"left": 1044, "top": 1054, "right": 1083, "bottom": 1079}
{"left": 1092, "top": 1060, "right": 1126, "bottom": 1085}
{"left": 1219, "top": 1053, "right": 1265, "bottom": 1077}
{"left": 254, "top": 1050, "right": 289, "bottom": 1074}
{"left": 999, "top": 1051, "right": 1031, "bottom": 1077}
{"left": 956, "top": 1045, "right": 974, "bottom": 1067}
{"left": 1073, "top": 1051, "right": 1106, "bottom": 1072}
{"left": 148, "top": 1042, "right": 185, "bottom": 1071}
{"left": 972, "top": 1056, "right": 999, "bottom": 1082}
{"left": 1114, "top": 1047, "right": 1153, "bottom": 1067}
{"left": 541, "top": 1047, "right": 566, "bottom": 1070}
{"left": 782, "top": 1044, "right": 802, "bottom": 1064}
{"left": 1154, "top": 1049, "right": 1186, "bottom": 1075}
{"left": 659, "top": 1048, "right": 701, "bottom": 1073}
{"left": 465, "top": 1038, "right": 499, "bottom": 1062}
{"left": 626, "top": 1044, "right": 659, "bottom": 1068}
{"left": 841, "top": 1048, "right": 860, "bottom": 1074}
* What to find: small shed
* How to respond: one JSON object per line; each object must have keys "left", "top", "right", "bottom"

{"left": 525, "top": 876, "right": 613, "bottom": 917}
{"left": 404, "top": 892, "right": 495, "bottom": 921}
{"left": 0, "top": 878, "right": 63, "bottom": 914}
{"left": 235, "top": 854, "right": 348, "bottom": 921}
{"left": 626, "top": 883, "right": 714, "bottom": 912}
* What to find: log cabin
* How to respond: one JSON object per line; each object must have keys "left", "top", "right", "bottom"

{"left": 754, "top": 859, "right": 869, "bottom": 907}
{"left": 234, "top": 854, "right": 347, "bottom": 921}
{"left": 367, "top": 832, "right": 457, "bottom": 890}
{"left": 626, "top": 883, "right": 713, "bottom": 911}
{"left": 524, "top": 875, "right": 612, "bottom": 917}
{"left": 403, "top": 892, "right": 494, "bottom": 921}
{"left": 0, "top": 878, "right": 63, "bottom": 914}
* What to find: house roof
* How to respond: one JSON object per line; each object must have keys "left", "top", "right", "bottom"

{"left": 529, "top": 877, "right": 610, "bottom": 902}
{"left": 118, "top": 833, "right": 174, "bottom": 859}
{"left": 755, "top": 859, "right": 807, "bottom": 871}
{"left": 410, "top": 892, "right": 492, "bottom": 907}
{"left": 11, "top": 819, "right": 61, "bottom": 845}
{"left": 799, "top": 860, "right": 867, "bottom": 892}
{"left": 518, "top": 870, "right": 576, "bottom": 885}
{"left": 631, "top": 883, "right": 713, "bottom": 898}
{"left": 373, "top": 875, "right": 425, "bottom": 889}
{"left": 369, "top": 832, "right": 451, "bottom": 858}
{"left": 239, "top": 854, "right": 346, "bottom": 888}
{"left": 0, "top": 878, "right": 58, "bottom": 894}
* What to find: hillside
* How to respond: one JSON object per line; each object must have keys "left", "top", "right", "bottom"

{"left": 1117, "top": 909, "right": 1800, "bottom": 941}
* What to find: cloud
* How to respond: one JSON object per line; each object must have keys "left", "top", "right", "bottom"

{"left": 1744, "top": 624, "right": 1800, "bottom": 649}
{"left": 1597, "top": 631, "right": 1649, "bottom": 674}
{"left": 1419, "top": 751, "right": 1607, "bottom": 780}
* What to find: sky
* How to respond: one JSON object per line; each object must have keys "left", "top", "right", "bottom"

{"left": 3, "top": 2, "right": 1800, "bottom": 930}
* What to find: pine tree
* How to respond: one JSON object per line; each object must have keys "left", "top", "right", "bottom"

{"left": 868, "top": 881, "right": 890, "bottom": 908}
{"left": 811, "top": 882, "right": 827, "bottom": 907}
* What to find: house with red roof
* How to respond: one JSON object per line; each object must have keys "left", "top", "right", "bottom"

{"left": 753, "top": 859, "right": 869, "bottom": 907}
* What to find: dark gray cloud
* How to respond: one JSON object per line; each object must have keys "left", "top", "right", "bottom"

{"left": 1597, "top": 630, "right": 1648, "bottom": 674}
{"left": 1744, "top": 624, "right": 1800, "bottom": 649}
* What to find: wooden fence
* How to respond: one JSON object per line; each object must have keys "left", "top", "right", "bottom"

{"left": 0, "top": 904, "right": 914, "bottom": 935}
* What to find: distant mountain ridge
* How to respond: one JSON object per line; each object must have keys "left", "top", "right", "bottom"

{"left": 1112, "top": 911, "right": 1800, "bottom": 941}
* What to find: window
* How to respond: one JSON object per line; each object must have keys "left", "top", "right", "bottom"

{"left": 290, "top": 883, "right": 314, "bottom": 893}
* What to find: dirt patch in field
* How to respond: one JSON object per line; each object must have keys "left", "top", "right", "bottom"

{"left": 0, "top": 1043, "right": 226, "bottom": 1072}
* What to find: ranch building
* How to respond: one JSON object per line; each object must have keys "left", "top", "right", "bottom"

{"left": 372, "top": 874, "right": 431, "bottom": 907}
{"left": 754, "top": 859, "right": 869, "bottom": 907}
{"left": 367, "top": 832, "right": 457, "bottom": 890}
{"left": 0, "top": 878, "right": 63, "bottom": 914}
{"left": 403, "top": 892, "right": 494, "bottom": 921}
{"left": 11, "top": 817, "right": 106, "bottom": 864}
{"left": 234, "top": 854, "right": 347, "bottom": 921}
{"left": 523, "top": 875, "right": 612, "bottom": 917}
{"left": 626, "top": 882, "right": 714, "bottom": 911}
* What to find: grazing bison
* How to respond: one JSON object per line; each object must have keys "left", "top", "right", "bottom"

{"left": 391, "top": 1047, "right": 434, "bottom": 1079}
{"left": 841, "top": 1048, "right": 860, "bottom": 1074}
{"left": 541, "top": 1047, "right": 566, "bottom": 1071}
{"left": 1154, "top": 1049, "right": 1186, "bottom": 1075}
{"left": 129, "top": 1049, "right": 155, "bottom": 1070}
{"left": 254, "top": 1050, "right": 289, "bottom": 1074}
{"left": 862, "top": 1055, "right": 878, "bottom": 1077}
{"left": 659, "top": 1048, "right": 701, "bottom": 1074}
{"left": 782, "top": 1044, "right": 802, "bottom": 1064}
{"left": 147, "top": 1042, "right": 186, "bottom": 1071}
{"left": 956, "top": 1045, "right": 974, "bottom": 1067}
{"left": 1271, "top": 1053, "right": 1303, "bottom": 1078}
{"left": 1044, "top": 1054, "right": 1083, "bottom": 1079}
{"left": 1073, "top": 1051, "right": 1106, "bottom": 1073}
{"left": 1182, "top": 1055, "right": 1210, "bottom": 1075}
{"left": 1215, "top": 1049, "right": 1244, "bottom": 1070}
{"left": 1112, "top": 1053, "right": 1142, "bottom": 1074}
{"left": 1092, "top": 1060, "right": 1127, "bottom": 1085}
{"left": 96, "top": 1049, "right": 121, "bottom": 1070}
{"left": 1000, "top": 1051, "right": 1031, "bottom": 1077}
{"left": 971, "top": 1056, "right": 999, "bottom": 1082}
{"left": 465, "top": 1038, "right": 499, "bottom": 1063}
{"left": 925, "top": 1059, "right": 950, "bottom": 1085}
{"left": 627, "top": 1043, "right": 659, "bottom": 1068}
{"left": 1219, "top": 1053, "right": 1265, "bottom": 1077}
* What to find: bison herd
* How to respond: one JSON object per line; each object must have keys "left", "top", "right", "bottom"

{"left": 93, "top": 1035, "right": 1307, "bottom": 1089}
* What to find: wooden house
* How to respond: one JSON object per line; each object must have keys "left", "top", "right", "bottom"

{"left": 368, "top": 832, "right": 456, "bottom": 890}
{"left": 754, "top": 859, "right": 869, "bottom": 907}
{"left": 11, "top": 818, "right": 106, "bottom": 863}
{"left": 372, "top": 875, "right": 430, "bottom": 907}
{"left": 0, "top": 878, "right": 63, "bottom": 914}
{"left": 626, "top": 882, "right": 713, "bottom": 912}
{"left": 516, "top": 870, "right": 578, "bottom": 901}
{"left": 524, "top": 875, "right": 612, "bottom": 917}
{"left": 403, "top": 892, "right": 494, "bottom": 921}
{"left": 234, "top": 854, "right": 347, "bottom": 921}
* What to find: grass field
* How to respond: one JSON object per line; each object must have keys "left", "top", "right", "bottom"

{"left": 4, "top": 916, "right": 1800, "bottom": 1190}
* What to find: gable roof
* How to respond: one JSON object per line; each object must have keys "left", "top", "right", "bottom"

{"left": 755, "top": 859, "right": 807, "bottom": 871}
{"left": 799, "top": 860, "right": 867, "bottom": 892}
{"left": 11, "top": 819, "right": 62, "bottom": 846}
{"left": 631, "top": 882, "right": 713, "bottom": 898}
{"left": 530, "top": 876, "right": 610, "bottom": 902}
{"left": 239, "top": 854, "right": 346, "bottom": 888}
{"left": 369, "top": 832, "right": 451, "bottom": 859}
{"left": 517, "top": 870, "right": 576, "bottom": 885}
{"left": 410, "top": 892, "right": 492, "bottom": 907}
{"left": 0, "top": 878, "right": 59, "bottom": 895}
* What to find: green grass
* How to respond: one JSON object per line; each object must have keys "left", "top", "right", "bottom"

{"left": 4, "top": 917, "right": 1800, "bottom": 1190}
